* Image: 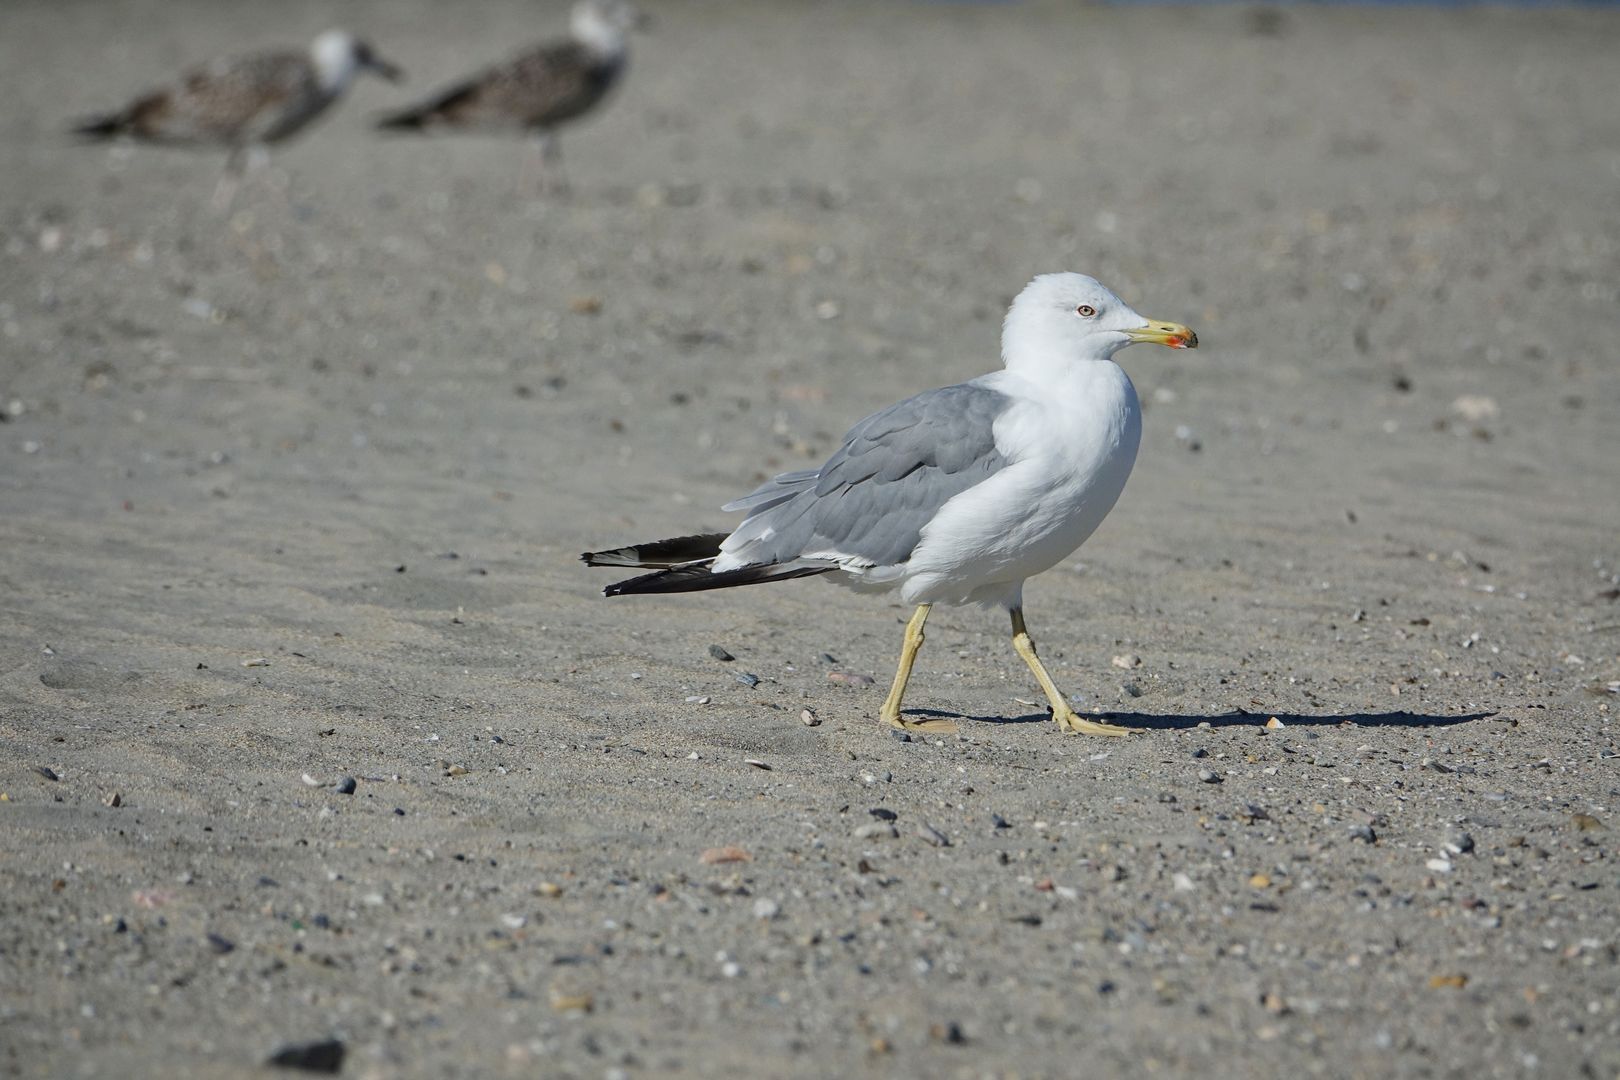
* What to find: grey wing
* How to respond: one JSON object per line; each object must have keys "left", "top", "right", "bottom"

{"left": 719, "top": 383, "right": 1012, "bottom": 570}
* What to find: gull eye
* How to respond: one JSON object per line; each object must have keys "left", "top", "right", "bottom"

{"left": 1076, "top": 304, "right": 1096, "bottom": 318}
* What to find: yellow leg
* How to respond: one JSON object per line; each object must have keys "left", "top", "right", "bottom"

{"left": 877, "top": 605, "right": 957, "bottom": 734}
{"left": 1010, "top": 609, "right": 1140, "bottom": 737}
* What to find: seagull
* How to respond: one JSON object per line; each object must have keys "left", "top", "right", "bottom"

{"left": 74, "top": 30, "right": 403, "bottom": 209}
{"left": 583, "top": 273, "right": 1199, "bottom": 737}
{"left": 375, "top": 0, "right": 644, "bottom": 186}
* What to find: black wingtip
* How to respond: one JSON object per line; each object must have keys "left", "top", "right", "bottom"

{"left": 72, "top": 114, "right": 124, "bottom": 139}
{"left": 374, "top": 110, "right": 426, "bottom": 131}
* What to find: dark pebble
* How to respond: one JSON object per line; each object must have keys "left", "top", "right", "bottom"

{"left": 1349, "top": 824, "right": 1377, "bottom": 844}
{"left": 1190, "top": 748, "right": 1208, "bottom": 760}
{"left": 869, "top": 808, "right": 898, "bottom": 821}
{"left": 206, "top": 933, "right": 236, "bottom": 954}
{"left": 736, "top": 672, "right": 760, "bottom": 688}
{"left": 1197, "top": 769, "right": 1223, "bottom": 784}
{"left": 312, "top": 914, "right": 331, "bottom": 929}
{"left": 393, "top": 807, "right": 406, "bottom": 816}
{"left": 819, "top": 652, "right": 838, "bottom": 665}
{"left": 35, "top": 765, "right": 59, "bottom": 782}
{"left": 889, "top": 729, "right": 912, "bottom": 743}
{"left": 266, "top": 1038, "right": 345, "bottom": 1074}
{"left": 332, "top": 776, "right": 357, "bottom": 795}
{"left": 708, "top": 644, "right": 735, "bottom": 662}
{"left": 991, "top": 813, "right": 1011, "bottom": 830}
{"left": 1098, "top": 981, "right": 1117, "bottom": 995}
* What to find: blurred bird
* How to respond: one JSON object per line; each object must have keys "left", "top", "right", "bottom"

{"left": 584, "top": 274, "right": 1199, "bottom": 737}
{"left": 74, "top": 30, "right": 403, "bottom": 209}
{"left": 376, "top": 0, "right": 645, "bottom": 190}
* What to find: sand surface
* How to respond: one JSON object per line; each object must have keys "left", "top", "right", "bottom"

{"left": 3, "top": 1, "right": 1619, "bottom": 1077}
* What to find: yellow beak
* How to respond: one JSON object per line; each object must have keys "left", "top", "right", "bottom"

{"left": 1125, "top": 320, "right": 1198, "bottom": 350}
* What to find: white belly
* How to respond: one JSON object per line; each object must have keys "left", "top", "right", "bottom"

{"left": 891, "top": 364, "right": 1142, "bottom": 606}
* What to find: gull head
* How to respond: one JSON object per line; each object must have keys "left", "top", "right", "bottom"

{"left": 574, "top": 0, "right": 648, "bottom": 55}
{"left": 1003, "top": 272, "right": 1197, "bottom": 369}
{"left": 311, "top": 30, "right": 404, "bottom": 91}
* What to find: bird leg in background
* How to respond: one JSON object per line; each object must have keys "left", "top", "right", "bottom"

{"left": 878, "top": 604, "right": 956, "bottom": 734}
{"left": 211, "top": 148, "right": 247, "bottom": 212}
{"left": 524, "top": 132, "right": 570, "bottom": 195}
{"left": 211, "top": 144, "right": 270, "bottom": 213}
{"left": 1010, "top": 608, "right": 1140, "bottom": 737}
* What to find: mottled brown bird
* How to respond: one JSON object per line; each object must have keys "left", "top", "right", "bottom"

{"left": 75, "top": 30, "right": 402, "bottom": 208}
{"left": 377, "top": 0, "right": 644, "bottom": 187}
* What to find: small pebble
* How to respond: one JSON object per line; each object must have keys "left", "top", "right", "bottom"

{"left": 700, "top": 846, "right": 751, "bottom": 864}
{"left": 752, "top": 898, "right": 780, "bottom": 920}
{"left": 799, "top": 708, "right": 820, "bottom": 727}
{"left": 990, "top": 813, "right": 1011, "bottom": 829}
{"left": 102, "top": 791, "right": 122, "bottom": 807}
{"left": 1111, "top": 654, "right": 1141, "bottom": 669}
{"left": 1197, "top": 769, "right": 1222, "bottom": 784}
{"left": 1349, "top": 824, "right": 1377, "bottom": 844}
{"left": 708, "top": 644, "right": 735, "bottom": 662}
{"left": 736, "top": 672, "right": 760, "bottom": 688}
{"left": 1172, "top": 872, "right": 1195, "bottom": 892}
{"left": 916, "top": 822, "right": 951, "bottom": 847}
{"left": 869, "top": 808, "right": 898, "bottom": 821}
{"left": 827, "top": 670, "right": 875, "bottom": 687}
{"left": 854, "top": 823, "right": 897, "bottom": 840}
{"left": 242, "top": 658, "right": 270, "bottom": 668}
{"left": 206, "top": 933, "right": 236, "bottom": 955}
{"left": 500, "top": 913, "right": 527, "bottom": 929}
{"left": 332, "top": 776, "right": 357, "bottom": 795}
{"left": 300, "top": 773, "right": 321, "bottom": 788}
{"left": 34, "top": 766, "right": 59, "bottom": 782}
{"left": 888, "top": 728, "right": 912, "bottom": 743}
{"left": 1426, "top": 857, "right": 1453, "bottom": 873}
{"left": 744, "top": 758, "right": 771, "bottom": 771}
{"left": 1442, "top": 829, "right": 1475, "bottom": 855}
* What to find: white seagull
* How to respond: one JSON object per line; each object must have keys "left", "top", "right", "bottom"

{"left": 74, "top": 30, "right": 402, "bottom": 208}
{"left": 376, "top": 0, "right": 644, "bottom": 185}
{"left": 583, "top": 273, "right": 1199, "bottom": 736}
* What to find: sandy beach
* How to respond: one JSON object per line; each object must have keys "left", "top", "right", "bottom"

{"left": 2, "top": 1, "right": 1618, "bottom": 1076}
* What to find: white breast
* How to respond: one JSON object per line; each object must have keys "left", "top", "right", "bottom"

{"left": 897, "top": 362, "right": 1141, "bottom": 606}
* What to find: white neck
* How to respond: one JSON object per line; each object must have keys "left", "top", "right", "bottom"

{"left": 573, "top": 6, "right": 628, "bottom": 59}
{"left": 1000, "top": 317, "right": 1125, "bottom": 386}
{"left": 310, "top": 33, "right": 357, "bottom": 93}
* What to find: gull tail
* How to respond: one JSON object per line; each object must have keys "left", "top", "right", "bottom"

{"left": 73, "top": 111, "right": 130, "bottom": 139}
{"left": 375, "top": 105, "right": 431, "bottom": 131}
{"left": 581, "top": 533, "right": 729, "bottom": 569}
{"left": 580, "top": 534, "right": 832, "bottom": 596}
{"left": 376, "top": 81, "right": 477, "bottom": 131}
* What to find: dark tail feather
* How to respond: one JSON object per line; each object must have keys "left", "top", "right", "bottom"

{"left": 376, "top": 107, "right": 429, "bottom": 131}
{"left": 580, "top": 533, "right": 728, "bottom": 570}
{"left": 602, "top": 562, "right": 832, "bottom": 597}
{"left": 73, "top": 112, "right": 127, "bottom": 139}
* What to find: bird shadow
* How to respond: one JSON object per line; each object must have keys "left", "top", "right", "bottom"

{"left": 903, "top": 707, "right": 1494, "bottom": 731}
